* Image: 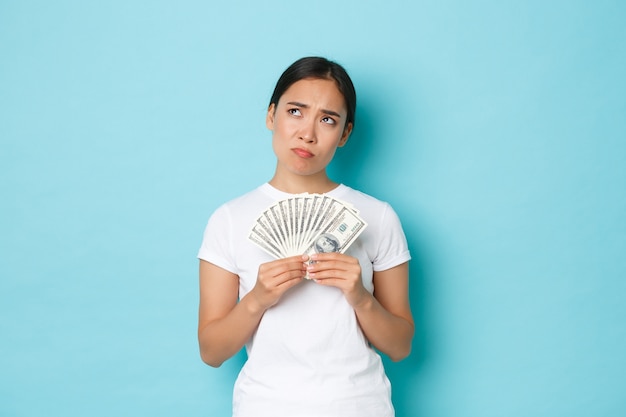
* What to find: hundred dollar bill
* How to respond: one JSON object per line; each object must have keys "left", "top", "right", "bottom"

{"left": 249, "top": 223, "right": 284, "bottom": 259}
{"left": 300, "top": 195, "right": 334, "bottom": 252}
{"left": 268, "top": 205, "right": 288, "bottom": 255}
{"left": 248, "top": 194, "right": 368, "bottom": 260}
{"left": 259, "top": 210, "right": 287, "bottom": 256}
{"left": 305, "top": 206, "right": 367, "bottom": 256}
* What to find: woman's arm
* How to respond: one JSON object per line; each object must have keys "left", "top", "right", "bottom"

{"left": 357, "top": 263, "right": 414, "bottom": 361}
{"left": 307, "top": 255, "right": 414, "bottom": 361}
{"left": 198, "top": 261, "right": 256, "bottom": 367}
{"left": 198, "top": 256, "right": 307, "bottom": 367}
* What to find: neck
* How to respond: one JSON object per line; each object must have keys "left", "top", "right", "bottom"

{"left": 268, "top": 170, "right": 339, "bottom": 195}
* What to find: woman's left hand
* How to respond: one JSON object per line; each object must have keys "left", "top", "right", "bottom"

{"left": 306, "top": 252, "right": 370, "bottom": 307}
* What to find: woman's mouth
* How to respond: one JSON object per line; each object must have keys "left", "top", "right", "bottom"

{"left": 292, "top": 148, "right": 314, "bottom": 158}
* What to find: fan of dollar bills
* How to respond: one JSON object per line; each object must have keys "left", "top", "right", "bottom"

{"left": 248, "top": 194, "right": 367, "bottom": 259}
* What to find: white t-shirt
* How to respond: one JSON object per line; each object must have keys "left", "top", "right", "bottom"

{"left": 198, "top": 183, "right": 411, "bottom": 417}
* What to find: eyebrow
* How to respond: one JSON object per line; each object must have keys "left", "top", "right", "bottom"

{"left": 286, "top": 101, "right": 342, "bottom": 119}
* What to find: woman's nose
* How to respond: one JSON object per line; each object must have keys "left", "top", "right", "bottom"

{"left": 299, "top": 119, "right": 317, "bottom": 142}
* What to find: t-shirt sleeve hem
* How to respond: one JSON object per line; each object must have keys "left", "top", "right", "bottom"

{"left": 197, "top": 251, "right": 239, "bottom": 276}
{"left": 372, "top": 250, "right": 411, "bottom": 272}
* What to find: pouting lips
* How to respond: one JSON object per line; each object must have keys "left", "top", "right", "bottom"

{"left": 292, "top": 148, "right": 314, "bottom": 158}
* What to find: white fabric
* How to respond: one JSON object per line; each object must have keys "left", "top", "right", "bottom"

{"left": 198, "top": 183, "right": 411, "bottom": 417}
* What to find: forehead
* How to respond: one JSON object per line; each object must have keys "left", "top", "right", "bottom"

{"left": 279, "top": 78, "right": 347, "bottom": 113}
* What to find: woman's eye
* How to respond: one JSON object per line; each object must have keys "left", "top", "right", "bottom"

{"left": 288, "top": 108, "right": 301, "bottom": 116}
{"left": 321, "top": 116, "right": 336, "bottom": 125}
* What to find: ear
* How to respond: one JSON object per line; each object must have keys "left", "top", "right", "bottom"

{"left": 266, "top": 103, "right": 276, "bottom": 130}
{"left": 338, "top": 122, "right": 353, "bottom": 147}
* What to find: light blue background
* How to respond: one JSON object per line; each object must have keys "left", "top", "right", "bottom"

{"left": 1, "top": 1, "right": 625, "bottom": 416}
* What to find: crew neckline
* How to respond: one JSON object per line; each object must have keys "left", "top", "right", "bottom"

{"left": 260, "top": 182, "right": 348, "bottom": 200}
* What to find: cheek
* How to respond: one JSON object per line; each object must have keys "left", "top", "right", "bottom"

{"left": 272, "top": 119, "right": 293, "bottom": 138}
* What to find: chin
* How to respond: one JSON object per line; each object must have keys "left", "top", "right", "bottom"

{"left": 286, "top": 162, "right": 320, "bottom": 176}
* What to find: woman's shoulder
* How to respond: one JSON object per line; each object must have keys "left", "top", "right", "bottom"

{"left": 335, "top": 185, "right": 406, "bottom": 230}
{"left": 335, "top": 185, "right": 392, "bottom": 210}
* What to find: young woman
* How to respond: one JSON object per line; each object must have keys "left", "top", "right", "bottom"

{"left": 197, "top": 57, "right": 414, "bottom": 417}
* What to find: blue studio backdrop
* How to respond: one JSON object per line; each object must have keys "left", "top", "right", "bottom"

{"left": 1, "top": 1, "right": 625, "bottom": 416}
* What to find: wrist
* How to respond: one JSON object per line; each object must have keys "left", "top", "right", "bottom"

{"left": 242, "top": 291, "right": 267, "bottom": 317}
{"left": 350, "top": 290, "right": 375, "bottom": 312}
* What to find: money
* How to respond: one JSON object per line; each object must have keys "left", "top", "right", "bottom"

{"left": 248, "top": 194, "right": 367, "bottom": 259}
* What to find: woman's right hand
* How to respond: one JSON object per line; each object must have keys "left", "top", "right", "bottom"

{"left": 249, "top": 254, "right": 309, "bottom": 312}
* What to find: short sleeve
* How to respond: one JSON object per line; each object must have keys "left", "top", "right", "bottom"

{"left": 197, "top": 204, "right": 238, "bottom": 274}
{"left": 372, "top": 203, "right": 411, "bottom": 272}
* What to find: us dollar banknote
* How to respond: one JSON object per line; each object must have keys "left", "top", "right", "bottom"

{"left": 248, "top": 194, "right": 367, "bottom": 259}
